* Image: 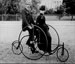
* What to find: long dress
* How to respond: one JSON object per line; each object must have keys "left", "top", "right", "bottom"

{"left": 36, "top": 13, "right": 52, "bottom": 52}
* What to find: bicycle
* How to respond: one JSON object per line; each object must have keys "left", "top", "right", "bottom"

{"left": 12, "top": 24, "right": 69, "bottom": 62}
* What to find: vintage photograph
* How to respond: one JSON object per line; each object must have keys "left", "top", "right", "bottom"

{"left": 0, "top": 0, "right": 75, "bottom": 63}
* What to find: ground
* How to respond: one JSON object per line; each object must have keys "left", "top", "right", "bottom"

{"left": 0, "top": 16, "right": 75, "bottom": 63}
{"left": 45, "top": 15, "right": 75, "bottom": 21}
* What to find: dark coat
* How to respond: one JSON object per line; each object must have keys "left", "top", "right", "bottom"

{"left": 22, "top": 8, "right": 35, "bottom": 31}
{"left": 36, "top": 13, "right": 49, "bottom": 31}
{"left": 36, "top": 13, "right": 45, "bottom": 25}
{"left": 36, "top": 13, "right": 51, "bottom": 52}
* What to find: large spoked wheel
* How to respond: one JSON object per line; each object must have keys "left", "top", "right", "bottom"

{"left": 12, "top": 40, "right": 23, "bottom": 55}
{"left": 19, "top": 25, "right": 48, "bottom": 60}
{"left": 57, "top": 47, "right": 69, "bottom": 62}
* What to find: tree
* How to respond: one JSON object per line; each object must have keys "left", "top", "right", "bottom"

{"left": 0, "top": 0, "right": 9, "bottom": 14}
{"left": 63, "top": 0, "right": 75, "bottom": 20}
{"left": 54, "top": 4, "right": 66, "bottom": 20}
{"left": 19, "top": 0, "right": 40, "bottom": 13}
{"left": 19, "top": 0, "right": 41, "bottom": 20}
{"left": 31, "top": 0, "right": 41, "bottom": 13}
{"left": 56, "top": 5, "right": 64, "bottom": 14}
{"left": 5, "top": 0, "right": 20, "bottom": 14}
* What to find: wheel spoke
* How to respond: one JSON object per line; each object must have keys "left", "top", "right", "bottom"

{"left": 57, "top": 47, "right": 69, "bottom": 62}
{"left": 12, "top": 40, "right": 23, "bottom": 55}
{"left": 20, "top": 25, "right": 48, "bottom": 60}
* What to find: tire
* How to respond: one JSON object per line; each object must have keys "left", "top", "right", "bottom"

{"left": 12, "top": 40, "right": 23, "bottom": 55}
{"left": 20, "top": 25, "right": 48, "bottom": 60}
{"left": 57, "top": 47, "right": 69, "bottom": 62}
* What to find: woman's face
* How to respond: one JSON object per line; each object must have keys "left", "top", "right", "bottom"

{"left": 40, "top": 11, "right": 45, "bottom": 14}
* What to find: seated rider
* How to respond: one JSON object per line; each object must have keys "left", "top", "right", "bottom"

{"left": 21, "top": 7, "right": 38, "bottom": 53}
{"left": 36, "top": 6, "right": 52, "bottom": 54}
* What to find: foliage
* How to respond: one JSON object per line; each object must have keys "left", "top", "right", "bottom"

{"left": 63, "top": 0, "right": 75, "bottom": 14}
{"left": 0, "top": 0, "right": 20, "bottom": 14}
{"left": 44, "top": 9, "right": 54, "bottom": 15}
{"left": 19, "top": 0, "right": 40, "bottom": 13}
{"left": 0, "top": 0, "right": 41, "bottom": 15}
{"left": 63, "top": 0, "right": 75, "bottom": 20}
{"left": 55, "top": 4, "right": 65, "bottom": 14}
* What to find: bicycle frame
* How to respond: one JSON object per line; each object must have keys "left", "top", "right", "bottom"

{"left": 12, "top": 24, "right": 69, "bottom": 62}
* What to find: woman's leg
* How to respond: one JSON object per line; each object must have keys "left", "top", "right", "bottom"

{"left": 46, "top": 31, "right": 52, "bottom": 53}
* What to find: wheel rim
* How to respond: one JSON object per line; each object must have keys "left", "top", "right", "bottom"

{"left": 57, "top": 47, "right": 69, "bottom": 62}
{"left": 12, "top": 40, "right": 23, "bottom": 55}
{"left": 19, "top": 25, "right": 48, "bottom": 60}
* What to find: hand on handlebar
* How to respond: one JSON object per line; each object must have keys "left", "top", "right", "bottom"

{"left": 28, "top": 25, "right": 32, "bottom": 29}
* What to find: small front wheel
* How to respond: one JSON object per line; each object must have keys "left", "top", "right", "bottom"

{"left": 12, "top": 40, "right": 23, "bottom": 55}
{"left": 56, "top": 47, "right": 69, "bottom": 62}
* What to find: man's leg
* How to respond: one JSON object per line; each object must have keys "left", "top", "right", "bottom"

{"left": 22, "top": 23, "right": 26, "bottom": 31}
{"left": 26, "top": 28, "right": 38, "bottom": 53}
{"left": 26, "top": 28, "right": 33, "bottom": 46}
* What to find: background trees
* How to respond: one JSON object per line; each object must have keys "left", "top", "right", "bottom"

{"left": 63, "top": 0, "right": 75, "bottom": 20}
{"left": 0, "top": 0, "right": 41, "bottom": 20}
{"left": 19, "top": 0, "right": 40, "bottom": 14}
{"left": 0, "top": 0, "right": 20, "bottom": 14}
{"left": 0, "top": 0, "right": 41, "bottom": 15}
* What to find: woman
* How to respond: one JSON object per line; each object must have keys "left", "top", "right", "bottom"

{"left": 36, "top": 6, "right": 52, "bottom": 53}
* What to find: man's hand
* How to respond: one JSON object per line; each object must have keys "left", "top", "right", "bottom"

{"left": 28, "top": 25, "right": 32, "bottom": 29}
{"left": 31, "top": 24, "right": 34, "bottom": 28}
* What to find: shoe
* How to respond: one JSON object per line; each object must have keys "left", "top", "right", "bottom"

{"left": 31, "top": 48, "right": 39, "bottom": 54}
{"left": 49, "top": 52, "right": 52, "bottom": 55}
{"left": 47, "top": 50, "right": 52, "bottom": 55}
{"left": 34, "top": 50, "right": 39, "bottom": 53}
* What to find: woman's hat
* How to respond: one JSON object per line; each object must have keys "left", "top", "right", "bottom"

{"left": 39, "top": 5, "right": 45, "bottom": 11}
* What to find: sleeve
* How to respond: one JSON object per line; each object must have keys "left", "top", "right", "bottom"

{"left": 21, "top": 10, "right": 29, "bottom": 27}
{"left": 30, "top": 15, "right": 35, "bottom": 25}
{"left": 36, "top": 15, "right": 40, "bottom": 25}
{"left": 41, "top": 15, "right": 46, "bottom": 24}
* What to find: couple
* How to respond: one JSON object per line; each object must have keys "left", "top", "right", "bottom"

{"left": 22, "top": 6, "right": 52, "bottom": 54}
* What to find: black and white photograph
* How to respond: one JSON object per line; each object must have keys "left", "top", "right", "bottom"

{"left": 0, "top": 0, "right": 75, "bottom": 63}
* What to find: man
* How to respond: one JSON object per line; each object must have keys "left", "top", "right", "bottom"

{"left": 36, "top": 6, "right": 52, "bottom": 54}
{"left": 21, "top": 6, "right": 38, "bottom": 53}
{"left": 22, "top": 8, "right": 34, "bottom": 31}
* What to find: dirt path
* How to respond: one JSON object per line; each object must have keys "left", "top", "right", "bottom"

{"left": 0, "top": 21, "right": 75, "bottom": 63}
{"left": 0, "top": 41, "right": 74, "bottom": 63}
